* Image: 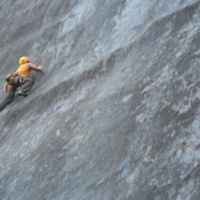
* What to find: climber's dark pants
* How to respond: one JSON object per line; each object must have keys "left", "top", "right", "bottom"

{"left": 0, "top": 77, "right": 35, "bottom": 112}
{"left": 20, "top": 77, "right": 35, "bottom": 94}
{"left": 0, "top": 89, "right": 16, "bottom": 112}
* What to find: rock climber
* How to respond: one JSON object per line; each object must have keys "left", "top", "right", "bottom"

{"left": 0, "top": 56, "right": 43, "bottom": 112}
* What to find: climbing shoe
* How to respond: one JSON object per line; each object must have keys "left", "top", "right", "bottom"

{"left": 16, "top": 90, "right": 28, "bottom": 97}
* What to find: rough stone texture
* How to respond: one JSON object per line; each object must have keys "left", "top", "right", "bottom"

{"left": 0, "top": 0, "right": 200, "bottom": 200}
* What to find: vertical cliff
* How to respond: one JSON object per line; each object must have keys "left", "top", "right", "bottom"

{"left": 0, "top": 0, "right": 200, "bottom": 199}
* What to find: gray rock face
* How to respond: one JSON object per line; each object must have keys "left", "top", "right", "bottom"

{"left": 0, "top": 0, "right": 200, "bottom": 199}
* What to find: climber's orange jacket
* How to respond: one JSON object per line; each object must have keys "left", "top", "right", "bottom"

{"left": 16, "top": 64, "right": 30, "bottom": 77}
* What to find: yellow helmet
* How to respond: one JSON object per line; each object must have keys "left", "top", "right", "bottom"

{"left": 19, "top": 56, "right": 30, "bottom": 65}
